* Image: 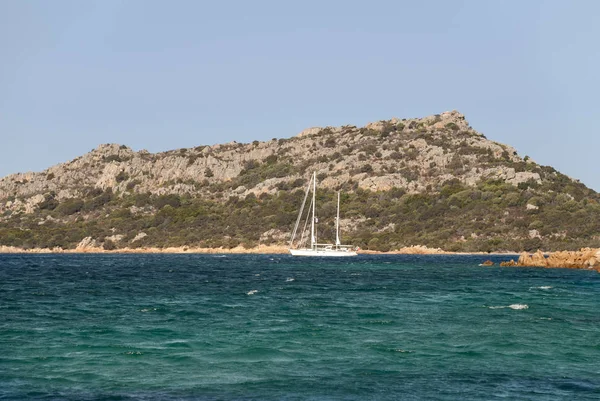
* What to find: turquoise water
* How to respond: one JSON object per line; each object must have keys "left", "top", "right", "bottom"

{"left": 1, "top": 254, "right": 599, "bottom": 400}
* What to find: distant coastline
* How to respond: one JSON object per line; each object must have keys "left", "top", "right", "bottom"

{"left": 0, "top": 244, "right": 508, "bottom": 255}
{"left": 2, "top": 245, "right": 598, "bottom": 272}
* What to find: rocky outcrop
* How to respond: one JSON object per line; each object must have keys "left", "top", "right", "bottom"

{"left": 500, "top": 249, "right": 600, "bottom": 271}
{"left": 0, "top": 244, "right": 291, "bottom": 254}
{"left": 297, "top": 127, "right": 323, "bottom": 137}
{"left": 76, "top": 236, "right": 100, "bottom": 252}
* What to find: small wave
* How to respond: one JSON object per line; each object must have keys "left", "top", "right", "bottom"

{"left": 488, "top": 304, "right": 529, "bottom": 310}
{"left": 285, "top": 278, "right": 295, "bottom": 282}
{"left": 247, "top": 290, "right": 258, "bottom": 295}
{"left": 139, "top": 308, "right": 158, "bottom": 312}
{"left": 255, "top": 274, "right": 260, "bottom": 276}
{"left": 530, "top": 286, "right": 553, "bottom": 290}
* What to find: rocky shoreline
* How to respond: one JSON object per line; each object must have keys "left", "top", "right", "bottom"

{"left": 0, "top": 244, "right": 290, "bottom": 255}
{"left": 0, "top": 244, "right": 450, "bottom": 255}
{"left": 499, "top": 248, "right": 600, "bottom": 272}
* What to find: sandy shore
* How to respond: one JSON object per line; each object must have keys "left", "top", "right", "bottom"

{"left": 0, "top": 244, "right": 518, "bottom": 255}
{"left": 0, "top": 244, "right": 290, "bottom": 255}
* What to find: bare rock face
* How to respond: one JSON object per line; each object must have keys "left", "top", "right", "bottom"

{"left": 25, "top": 194, "right": 45, "bottom": 214}
{"left": 297, "top": 127, "right": 323, "bottom": 137}
{"left": 76, "top": 236, "right": 98, "bottom": 251}
{"left": 365, "top": 121, "right": 387, "bottom": 132}
{"left": 105, "top": 234, "right": 124, "bottom": 243}
{"left": 131, "top": 232, "right": 147, "bottom": 243}
{"left": 432, "top": 110, "right": 470, "bottom": 131}
{"left": 358, "top": 175, "right": 409, "bottom": 192}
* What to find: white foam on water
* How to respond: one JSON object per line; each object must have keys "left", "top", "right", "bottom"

{"left": 255, "top": 274, "right": 260, "bottom": 276}
{"left": 165, "top": 339, "right": 188, "bottom": 344}
{"left": 488, "top": 304, "right": 529, "bottom": 310}
{"left": 286, "top": 278, "right": 295, "bottom": 282}
{"left": 530, "top": 286, "right": 553, "bottom": 290}
{"left": 247, "top": 290, "right": 258, "bottom": 295}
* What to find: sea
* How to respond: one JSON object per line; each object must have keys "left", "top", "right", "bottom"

{"left": 1, "top": 254, "right": 599, "bottom": 400}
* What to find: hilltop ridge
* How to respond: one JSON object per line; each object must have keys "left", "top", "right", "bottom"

{"left": 1, "top": 110, "right": 532, "bottom": 201}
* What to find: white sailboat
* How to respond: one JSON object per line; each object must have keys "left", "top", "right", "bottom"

{"left": 289, "top": 172, "right": 357, "bottom": 257}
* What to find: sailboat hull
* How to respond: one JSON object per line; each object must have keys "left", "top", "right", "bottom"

{"left": 289, "top": 248, "right": 357, "bottom": 257}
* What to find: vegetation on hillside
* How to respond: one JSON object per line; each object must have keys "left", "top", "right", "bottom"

{"left": 1, "top": 172, "right": 598, "bottom": 252}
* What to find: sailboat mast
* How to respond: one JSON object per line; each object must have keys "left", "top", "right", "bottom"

{"left": 311, "top": 172, "right": 316, "bottom": 249}
{"left": 289, "top": 175, "right": 313, "bottom": 248}
{"left": 336, "top": 191, "right": 341, "bottom": 247}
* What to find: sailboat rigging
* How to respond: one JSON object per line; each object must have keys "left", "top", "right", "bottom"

{"left": 289, "top": 172, "right": 357, "bottom": 257}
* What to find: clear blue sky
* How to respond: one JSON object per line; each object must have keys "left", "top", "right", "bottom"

{"left": 1, "top": 0, "right": 599, "bottom": 190}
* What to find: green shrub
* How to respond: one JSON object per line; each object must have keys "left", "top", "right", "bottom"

{"left": 154, "top": 194, "right": 181, "bottom": 209}
{"left": 56, "top": 199, "right": 84, "bottom": 215}
{"left": 104, "top": 155, "right": 122, "bottom": 163}
{"left": 115, "top": 171, "right": 129, "bottom": 183}
{"left": 38, "top": 194, "right": 59, "bottom": 210}
{"left": 445, "top": 122, "right": 459, "bottom": 131}
{"left": 126, "top": 180, "right": 141, "bottom": 191}
{"left": 324, "top": 137, "right": 336, "bottom": 148}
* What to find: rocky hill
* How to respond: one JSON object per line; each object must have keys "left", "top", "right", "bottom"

{"left": 1, "top": 111, "right": 599, "bottom": 252}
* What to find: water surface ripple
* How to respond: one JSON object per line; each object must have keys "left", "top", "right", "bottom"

{"left": 1, "top": 254, "right": 599, "bottom": 400}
